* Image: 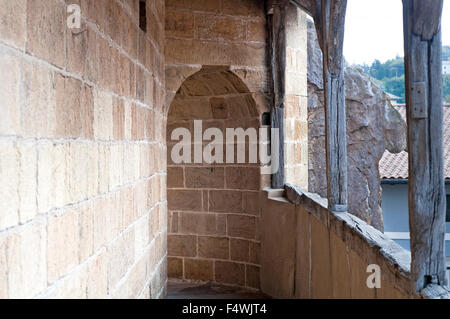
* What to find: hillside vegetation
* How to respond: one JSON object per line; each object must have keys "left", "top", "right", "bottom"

{"left": 357, "top": 45, "right": 450, "bottom": 103}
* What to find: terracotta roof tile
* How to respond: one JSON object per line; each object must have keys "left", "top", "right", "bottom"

{"left": 379, "top": 105, "right": 450, "bottom": 180}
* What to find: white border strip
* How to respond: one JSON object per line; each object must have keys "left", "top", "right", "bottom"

{"left": 385, "top": 232, "right": 450, "bottom": 241}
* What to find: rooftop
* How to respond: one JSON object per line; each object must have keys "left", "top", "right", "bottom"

{"left": 379, "top": 105, "right": 450, "bottom": 180}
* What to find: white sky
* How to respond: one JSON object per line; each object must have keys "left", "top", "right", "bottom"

{"left": 344, "top": 0, "right": 450, "bottom": 65}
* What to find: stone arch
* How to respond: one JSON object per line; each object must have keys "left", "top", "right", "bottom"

{"left": 166, "top": 66, "right": 265, "bottom": 289}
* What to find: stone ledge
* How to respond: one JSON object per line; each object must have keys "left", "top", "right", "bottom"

{"left": 421, "top": 284, "right": 450, "bottom": 299}
{"left": 283, "top": 183, "right": 450, "bottom": 299}
{"left": 284, "top": 183, "right": 410, "bottom": 274}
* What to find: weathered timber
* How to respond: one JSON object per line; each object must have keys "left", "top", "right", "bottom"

{"left": 272, "top": 108, "right": 285, "bottom": 188}
{"left": 267, "top": 1, "right": 288, "bottom": 189}
{"left": 403, "top": 0, "right": 447, "bottom": 293}
{"left": 312, "top": 0, "right": 348, "bottom": 212}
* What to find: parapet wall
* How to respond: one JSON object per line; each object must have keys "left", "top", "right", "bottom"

{"left": 261, "top": 185, "right": 414, "bottom": 298}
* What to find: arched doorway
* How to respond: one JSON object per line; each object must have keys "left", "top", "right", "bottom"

{"left": 166, "top": 66, "right": 264, "bottom": 289}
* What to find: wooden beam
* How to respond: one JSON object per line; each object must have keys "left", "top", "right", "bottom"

{"left": 267, "top": 1, "right": 288, "bottom": 189}
{"left": 289, "top": 0, "right": 315, "bottom": 16}
{"left": 313, "top": 0, "right": 348, "bottom": 212}
{"left": 403, "top": 0, "right": 447, "bottom": 293}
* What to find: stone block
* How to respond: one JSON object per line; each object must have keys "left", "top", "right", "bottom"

{"left": 198, "top": 236, "right": 229, "bottom": 259}
{"left": 168, "top": 96, "right": 212, "bottom": 120}
{"left": 121, "top": 12, "right": 138, "bottom": 59}
{"left": 18, "top": 142, "right": 37, "bottom": 223}
{"left": 222, "top": 0, "right": 265, "bottom": 17}
{"left": 168, "top": 234, "right": 197, "bottom": 257}
{"left": 249, "top": 241, "right": 261, "bottom": 265}
{"left": 104, "top": 0, "right": 122, "bottom": 45}
{"left": 215, "top": 261, "right": 245, "bottom": 286}
{"left": 167, "top": 190, "right": 202, "bottom": 211}
{"left": 55, "top": 74, "right": 82, "bottom": 138}
{"left": 166, "top": 10, "right": 194, "bottom": 38}
{"left": 178, "top": 212, "right": 226, "bottom": 236}
{"left": 230, "top": 238, "right": 249, "bottom": 262}
{"left": 127, "top": 254, "right": 148, "bottom": 298}
{"left": 135, "top": 214, "right": 150, "bottom": 257}
{"left": 248, "top": 20, "right": 266, "bottom": 42}
{"left": 226, "top": 167, "right": 260, "bottom": 190}
{"left": 22, "top": 61, "right": 56, "bottom": 138}
{"left": 47, "top": 210, "right": 80, "bottom": 283}
{"left": 184, "top": 258, "right": 214, "bottom": 281}
{"left": 294, "top": 206, "right": 310, "bottom": 298}
{"left": 113, "top": 98, "right": 125, "bottom": 140}
{"left": 167, "top": 167, "right": 184, "bottom": 188}
{"left": 87, "top": 251, "right": 108, "bottom": 299}
{"left": 51, "top": 265, "right": 88, "bottom": 299}
{"left": 80, "top": 84, "right": 94, "bottom": 139}
{"left": 330, "top": 230, "right": 351, "bottom": 298}
{"left": 260, "top": 197, "right": 296, "bottom": 298}
{"left": 196, "top": 15, "right": 245, "bottom": 42}
{"left": 0, "top": 0, "right": 27, "bottom": 49}
{"left": 349, "top": 249, "right": 376, "bottom": 299}
{"left": 166, "top": 0, "right": 221, "bottom": 13}
{"left": 310, "top": 215, "right": 332, "bottom": 298}
{"left": 209, "top": 190, "right": 242, "bottom": 213}
{"left": 246, "top": 265, "right": 260, "bottom": 289}
{"left": 0, "top": 52, "right": 21, "bottom": 135}
{"left": 0, "top": 238, "right": 7, "bottom": 298}
{"left": 79, "top": 204, "right": 94, "bottom": 262}
{"left": 107, "top": 228, "right": 135, "bottom": 290}
{"left": 7, "top": 220, "right": 47, "bottom": 298}
{"left": 37, "top": 142, "right": 68, "bottom": 213}
{"left": 98, "top": 144, "right": 110, "bottom": 194}
{"left": 165, "top": 38, "right": 265, "bottom": 67}
{"left": 93, "top": 89, "right": 113, "bottom": 140}
{"left": 66, "top": 21, "right": 87, "bottom": 75}
{"left": 85, "top": 27, "right": 99, "bottom": 83}
{"left": 185, "top": 167, "right": 225, "bottom": 189}
{"left": 0, "top": 141, "right": 19, "bottom": 231}
{"left": 242, "top": 191, "right": 260, "bottom": 215}
{"left": 168, "top": 257, "right": 183, "bottom": 279}
{"left": 210, "top": 97, "right": 228, "bottom": 119}
{"left": 27, "top": 0, "right": 65, "bottom": 67}
{"left": 227, "top": 214, "right": 256, "bottom": 239}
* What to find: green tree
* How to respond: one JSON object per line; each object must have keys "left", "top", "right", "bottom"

{"left": 382, "top": 75, "right": 405, "bottom": 103}
{"left": 357, "top": 48, "right": 450, "bottom": 104}
{"left": 444, "top": 75, "right": 450, "bottom": 103}
{"left": 442, "top": 45, "right": 450, "bottom": 61}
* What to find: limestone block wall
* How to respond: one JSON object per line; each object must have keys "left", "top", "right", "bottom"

{"left": 164, "top": 0, "right": 270, "bottom": 289}
{"left": 284, "top": 6, "right": 308, "bottom": 189}
{"left": 0, "top": 0, "right": 167, "bottom": 299}
{"left": 164, "top": 0, "right": 271, "bottom": 117}
{"left": 164, "top": 0, "right": 309, "bottom": 289}
{"left": 260, "top": 186, "right": 413, "bottom": 299}
{"left": 166, "top": 67, "right": 262, "bottom": 289}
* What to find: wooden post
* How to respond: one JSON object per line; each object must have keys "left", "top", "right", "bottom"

{"left": 403, "top": 0, "right": 447, "bottom": 293}
{"left": 313, "top": 0, "right": 348, "bottom": 212}
{"left": 267, "top": 0, "right": 288, "bottom": 189}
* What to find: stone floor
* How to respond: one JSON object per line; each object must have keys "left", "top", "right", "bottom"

{"left": 167, "top": 280, "right": 270, "bottom": 299}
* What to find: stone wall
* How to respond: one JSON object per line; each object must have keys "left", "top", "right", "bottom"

{"left": 261, "top": 186, "right": 413, "bottom": 299}
{"left": 0, "top": 0, "right": 167, "bottom": 298}
{"left": 164, "top": 0, "right": 270, "bottom": 289}
{"left": 284, "top": 6, "right": 308, "bottom": 189}
{"left": 166, "top": 67, "right": 262, "bottom": 289}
